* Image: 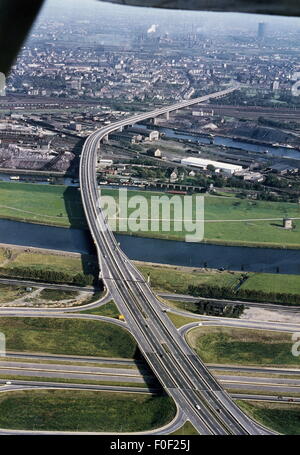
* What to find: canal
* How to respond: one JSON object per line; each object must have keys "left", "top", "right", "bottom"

{"left": 145, "top": 125, "right": 300, "bottom": 161}
{"left": 0, "top": 219, "right": 299, "bottom": 275}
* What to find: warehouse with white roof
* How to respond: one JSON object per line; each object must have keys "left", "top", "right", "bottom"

{"left": 181, "top": 157, "right": 243, "bottom": 175}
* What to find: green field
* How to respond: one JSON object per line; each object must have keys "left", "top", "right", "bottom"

{"left": 136, "top": 263, "right": 242, "bottom": 294}
{"left": 0, "top": 246, "right": 87, "bottom": 275}
{"left": 80, "top": 300, "right": 120, "bottom": 318}
{"left": 0, "top": 317, "right": 137, "bottom": 358}
{"left": 186, "top": 326, "right": 300, "bottom": 367}
{"left": 5, "top": 251, "right": 84, "bottom": 274}
{"left": 136, "top": 263, "right": 300, "bottom": 299}
{"left": 0, "top": 182, "right": 86, "bottom": 228}
{"left": 103, "top": 188, "right": 300, "bottom": 247}
{"left": 38, "top": 289, "right": 79, "bottom": 301}
{"left": 0, "top": 246, "right": 98, "bottom": 287}
{"left": 104, "top": 189, "right": 300, "bottom": 222}
{"left": 237, "top": 400, "right": 300, "bottom": 435}
{"left": 167, "top": 312, "right": 201, "bottom": 328}
{"left": 0, "top": 182, "right": 300, "bottom": 247}
{"left": 0, "top": 390, "right": 176, "bottom": 432}
{"left": 243, "top": 273, "right": 300, "bottom": 294}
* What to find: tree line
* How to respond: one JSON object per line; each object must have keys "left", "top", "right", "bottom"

{"left": 0, "top": 265, "right": 99, "bottom": 288}
{"left": 194, "top": 300, "right": 244, "bottom": 318}
{"left": 188, "top": 284, "right": 300, "bottom": 305}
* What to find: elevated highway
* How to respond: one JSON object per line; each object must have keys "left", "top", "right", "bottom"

{"left": 79, "top": 87, "right": 273, "bottom": 435}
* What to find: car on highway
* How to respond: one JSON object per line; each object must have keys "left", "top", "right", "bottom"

{"left": 195, "top": 404, "right": 201, "bottom": 410}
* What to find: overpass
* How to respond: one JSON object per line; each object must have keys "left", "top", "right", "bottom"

{"left": 79, "top": 86, "right": 272, "bottom": 435}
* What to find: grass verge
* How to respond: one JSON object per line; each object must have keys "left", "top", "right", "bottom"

{"left": 79, "top": 301, "right": 120, "bottom": 318}
{"left": 167, "top": 312, "right": 200, "bottom": 329}
{"left": 0, "top": 317, "right": 137, "bottom": 358}
{"left": 169, "top": 421, "right": 199, "bottom": 435}
{"left": 186, "top": 326, "right": 300, "bottom": 368}
{"left": 0, "top": 374, "right": 149, "bottom": 388}
{"left": 0, "top": 357, "right": 137, "bottom": 369}
{"left": 39, "top": 289, "right": 79, "bottom": 301}
{"left": 236, "top": 400, "right": 300, "bottom": 435}
{"left": 0, "top": 389, "right": 175, "bottom": 432}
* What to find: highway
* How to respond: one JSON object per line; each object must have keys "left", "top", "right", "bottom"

{"left": 209, "top": 364, "right": 300, "bottom": 377}
{"left": 79, "top": 86, "right": 274, "bottom": 435}
{"left": 5, "top": 353, "right": 298, "bottom": 378}
{"left": 2, "top": 379, "right": 298, "bottom": 404}
{"left": 2, "top": 359, "right": 300, "bottom": 397}
{"left": 0, "top": 360, "right": 148, "bottom": 384}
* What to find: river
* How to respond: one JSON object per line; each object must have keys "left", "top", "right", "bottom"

{"left": 0, "top": 219, "right": 298, "bottom": 275}
{"left": 145, "top": 125, "right": 300, "bottom": 161}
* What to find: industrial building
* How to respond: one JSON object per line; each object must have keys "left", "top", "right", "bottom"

{"left": 257, "top": 22, "right": 267, "bottom": 40}
{"left": 181, "top": 157, "right": 244, "bottom": 175}
{"left": 98, "top": 159, "right": 113, "bottom": 168}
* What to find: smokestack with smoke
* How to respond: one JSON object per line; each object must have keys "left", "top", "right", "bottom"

{"left": 147, "top": 24, "right": 158, "bottom": 34}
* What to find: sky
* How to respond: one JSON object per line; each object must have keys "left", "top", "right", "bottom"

{"left": 34, "top": 0, "right": 300, "bottom": 36}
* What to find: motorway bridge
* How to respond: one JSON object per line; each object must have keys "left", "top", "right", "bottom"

{"left": 79, "top": 86, "right": 273, "bottom": 435}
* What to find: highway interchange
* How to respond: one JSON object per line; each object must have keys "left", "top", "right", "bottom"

{"left": 0, "top": 86, "right": 299, "bottom": 435}
{"left": 0, "top": 293, "right": 300, "bottom": 434}
{"left": 78, "top": 86, "right": 277, "bottom": 435}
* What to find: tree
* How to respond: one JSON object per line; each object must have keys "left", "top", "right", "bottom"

{"left": 73, "top": 273, "right": 88, "bottom": 287}
{"left": 207, "top": 164, "right": 215, "bottom": 172}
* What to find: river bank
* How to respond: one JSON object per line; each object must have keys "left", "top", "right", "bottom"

{"left": 0, "top": 181, "right": 299, "bottom": 250}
